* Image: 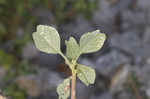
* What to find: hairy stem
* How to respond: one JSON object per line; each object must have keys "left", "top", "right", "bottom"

{"left": 71, "top": 71, "right": 76, "bottom": 99}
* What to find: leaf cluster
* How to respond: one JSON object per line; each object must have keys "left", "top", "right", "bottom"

{"left": 32, "top": 25, "right": 106, "bottom": 99}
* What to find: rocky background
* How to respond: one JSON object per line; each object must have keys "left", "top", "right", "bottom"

{"left": 0, "top": 0, "right": 150, "bottom": 99}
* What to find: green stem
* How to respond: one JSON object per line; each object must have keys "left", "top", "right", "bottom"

{"left": 71, "top": 66, "right": 76, "bottom": 99}
{"left": 59, "top": 51, "right": 77, "bottom": 99}
{"left": 59, "top": 52, "right": 72, "bottom": 68}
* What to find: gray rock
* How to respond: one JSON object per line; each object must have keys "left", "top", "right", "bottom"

{"left": 146, "top": 87, "right": 150, "bottom": 98}
{"left": 109, "top": 64, "right": 130, "bottom": 94}
{"left": 110, "top": 30, "right": 150, "bottom": 64}
{"left": 136, "top": 0, "right": 150, "bottom": 24}
{"left": 110, "top": 31, "right": 141, "bottom": 51}
{"left": 22, "top": 43, "right": 38, "bottom": 59}
{"left": 60, "top": 16, "right": 94, "bottom": 41}
{"left": 146, "top": 57, "right": 150, "bottom": 65}
{"left": 131, "top": 59, "right": 150, "bottom": 98}
{"left": 16, "top": 75, "right": 41, "bottom": 97}
{"left": 116, "top": 91, "right": 132, "bottom": 99}
{"left": 95, "top": 50, "right": 130, "bottom": 76}
{"left": 74, "top": 16, "right": 94, "bottom": 36}
{"left": 131, "top": 57, "right": 150, "bottom": 98}
{"left": 16, "top": 27, "right": 24, "bottom": 38}
{"left": 146, "top": 10, "right": 150, "bottom": 24}
{"left": 76, "top": 82, "right": 92, "bottom": 99}
{"left": 133, "top": 64, "right": 150, "bottom": 86}
{"left": 16, "top": 67, "right": 63, "bottom": 97}
{"left": 91, "top": 92, "right": 113, "bottom": 99}
{"left": 137, "top": 0, "right": 150, "bottom": 9}
{"left": 36, "top": 68, "right": 63, "bottom": 91}
{"left": 78, "top": 58, "right": 96, "bottom": 68}
{"left": 143, "top": 27, "right": 150, "bottom": 44}
{"left": 93, "top": 0, "right": 117, "bottom": 33}
{"left": 32, "top": 8, "right": 55, "bottom": 25}
{"left": 0, "top": 67, "right": 7, "bottom": 86}
{"left": 38, "top": 52, "right": 62, "bottom": 69}
{"left": 93, "top": 0, "right": 131, "bottom": 33}
{"left": 121, "top": 10, "right": 146, "bottom": 31}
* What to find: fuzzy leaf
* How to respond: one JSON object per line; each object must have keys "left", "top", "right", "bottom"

{"left": 77, "top": 64, "right": 96, "bottom": 86}
{"left": 57, "top": 78, "right": 71, "bottom": 99}
{"left": 32, "top": 25, "right": 61, "bottom": 54}
{"left": 80, "top": 30, "right": 106, "bottom": 53}
{"left": 65, "top": 37, "right": 80, "bottom": 60}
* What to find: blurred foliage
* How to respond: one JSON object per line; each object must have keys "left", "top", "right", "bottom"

{"left": 2, "top": 60, "right": 36, "bottom": 99}
{"left": 0, "top": 0, "right": 98, "bottom": 53}
{"left": 0, "top": 0, "right": 98, "bottom": 98}
{"left": 3, "top": 82, "right": 26, "bottom": 99}
{"left": 29, "top": 0, "right": 98, "bottom": 23}
{"left": 0, "top": 0, "right": 98, "bottom": 41}
{"left": 48, "top": 0, "right": 98, "bottom": 23}
{"left": 0, "top": 50, "right": 15, "bottom": 70}
{"left": 17, "top": 60, "right": 36, "bottom": 75}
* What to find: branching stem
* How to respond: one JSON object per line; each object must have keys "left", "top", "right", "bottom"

{"left": 59, "top": 52, "right": 72, "bottom": 67}
{"left": 59, "top": 51, "right": 77, "bottom": 99}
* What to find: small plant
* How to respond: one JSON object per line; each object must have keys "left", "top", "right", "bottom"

{"left": 32, "top": 25, "right": 106, "bottom": 99}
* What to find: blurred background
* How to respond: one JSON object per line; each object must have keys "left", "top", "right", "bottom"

{"left": 0, "top": 0, "right": 150, "bottom": 99}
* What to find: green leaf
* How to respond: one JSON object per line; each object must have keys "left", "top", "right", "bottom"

{"left": 32, "top": 25, "right": 61, "bottom": 54}
{"left": 77, "top": 64, "right": 96, "bottom": 86}
{"left": 57, "top": 78, "right": 71, "bottom": 99}
{"left": 80, "top": 30, "right": 106, "bottom": 53}
{"left": 65, "top": 37, "right": 80, "bottom": 60}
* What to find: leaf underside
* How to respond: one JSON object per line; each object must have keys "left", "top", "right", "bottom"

{"left": 80, "top": 30, "right": 106, "bottom": 54}
{"left": 65, "top": 37, "right": 80, "bottom": 60}
{"left": 57, "top": 78, "right": 71, "bottom": 99}
{"left": 32, "top": 25, "right": 61, "bottom": 54}
{"left": 77, "top": 64, "right": 96, "bottom": 86}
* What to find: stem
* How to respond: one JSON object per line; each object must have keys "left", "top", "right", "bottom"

{"left": 59, "top": 52, "right": 72, "bottom": 67}
{"left": 71, "top": 70, "right": 76, "bottom": 99}
{"left": 59, "top": 51, "right": 77, "bottom": 99}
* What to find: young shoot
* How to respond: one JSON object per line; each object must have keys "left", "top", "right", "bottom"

{"left": 32, "top": 25, "right": 106, "bottom": 99}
